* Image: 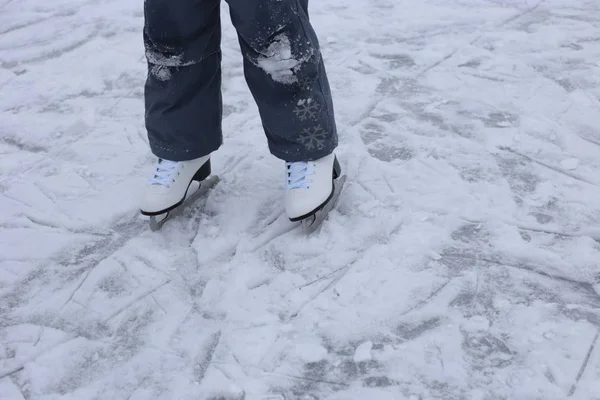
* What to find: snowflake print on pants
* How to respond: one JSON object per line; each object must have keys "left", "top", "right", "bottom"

{"left": 297, "top": 125, "right": 327, "bottom": 150}
{"left": 293, "top": 99, "right": 320, "bottom": 121}
{"left": 297, "top": 76, "right": 314, "bottom": 90}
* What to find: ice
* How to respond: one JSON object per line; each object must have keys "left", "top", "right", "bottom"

{"left": 2, "top": 0, "right": 600, "bottom": 399}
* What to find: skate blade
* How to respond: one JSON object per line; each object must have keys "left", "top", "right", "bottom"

{"left": 300, "top": 175, "right": 347, "bottom": 234}
{"left": 149, "top": 175, "right": 220, "bottom": 231}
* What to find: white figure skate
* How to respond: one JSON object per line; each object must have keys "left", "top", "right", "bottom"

{"left": 285, "top": 153, "right": 346, "bottom": 232}
{"left": 140, "top": 155, "right": 219, "bottom": 230}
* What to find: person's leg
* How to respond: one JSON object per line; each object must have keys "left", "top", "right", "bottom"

{"left": 225, "top": 0, "right": 338, "bottom": 162}
{"left": 144, "top": 0, "right": 223, "bottom": 161}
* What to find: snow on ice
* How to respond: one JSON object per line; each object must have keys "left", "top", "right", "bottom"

{"left": 1, "top": 0, "right": 600, "bottom": 399}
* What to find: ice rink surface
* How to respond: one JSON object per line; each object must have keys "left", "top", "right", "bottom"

{"left": 1, "top": 0, "right": 600, "bottom": 399}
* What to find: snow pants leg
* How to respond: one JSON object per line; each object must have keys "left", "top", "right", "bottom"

{"left": 143, "top": 0, "right": 223, "bottom": 161}
{"left": 143, "top": 0, "right": 338, "bottom": 162}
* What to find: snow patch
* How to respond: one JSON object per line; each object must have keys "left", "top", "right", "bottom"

{"left": 297, "top": 98, "right": 313, "bottom": 106}
{"left": 353, "top": 341, "right": 373, "bottom": 362}
{"left": 145, "top": 49, "right": 195, "bottom": 81}
{"left": 254, "top": 34, "right": 311, "bottom": 85}
{"left": 560, "top": 157, "right": 579, "bottom": 170}
{"left": 150, "top": 65, "right": 172, "bottom": 81}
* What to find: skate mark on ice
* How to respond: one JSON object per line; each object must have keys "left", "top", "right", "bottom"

{"left": 219, "top": 153, "right": 250, "bottom": 177}
{"left": 261, "top": 247, "right": 286, "bottom": 271}
{"left": 270, "top": 368, "right": 350, "bottom": 387}
{"left": 350, "top": 0, "right": 551, "bottom": 132}
{"left": 0, "top": 0, "right": 15, "bottom": 10}
{"left": 297, "top": 265, "right": 351, "bottom": 290}
{"left": 12, "top": 32, "right": 100, "bottom": 65}
{"left": 499, "top": 0, "right": 547, "bottom": 28}
{"left": 244, "top": 215, "right": 299, "bottom": 253}
{"left": 269, "top": 360, "right": 353, "bottom": 398}
{"left": 0, "top": 120, "right": 105, "bottom": 187}
{"left": 417, "top": 48, "right": 463, "bottom": 77}
{"left": 194, "top": 331, "right": 221, "bottom": 384}
{"left": 6, "top": 175, "right": 216, "bottom": 314}
{"left": 462, "top": 331, "right": 515, "bottom": 369}
{"left": 482, "top": 112, "right": 520, "bottom": 128}
{"left": 363, "top": 375, "right": 398, "bottom": 388}
{"left": 442, "top": 253, "right": 600, "bottom": 307}
{"left": 247, "top": 197, "right": 285, "bottom": 237}
{"left": 0, "top": 136, "right": 46, "bottom": 153}
{"left": 4, "top": 377, "right": 27, "bottom": 400}
{"left": 360, "top": 121, "right": 413, "bottom": 163}
{"left": 529, "top": 211, "right": 553, "bottom": 225}
{"left": 277, "top": 341, "right": 402, "bottom": 397}
{"left": 498, "top": 146, "right": 598, "bottom": 187}
{"left": 450, "top": 223, "right": 488, "bottom": 245}
{"left": 576, "top": 132, "right": 600, "bottom": 151}
{"left": 457, "top": 215, "right": 600, "bottom": 243}
{"left": 400, "top": 279, "right": 455, "bottom": 318}
{"left": 396, "top": 317, "right": 444, "bottom": 342}
{"left": 495, "top": 152, "right": 541, "bottom": 201}
{"left": 367, "top": 144, "right": 413, "bottom": 163}
{"left": 197, "top": 244, "right": 238, "bottom": 267}
{"left": 286, "top": 261, "right": 357, "bottom": 321}
{"left": 568, "top": 330, "right": 600, "bottom": 396}
{"left": 60, "top": 263, "right": 97, "bottom": 310}
{"left": 58, "top": 215, "right": 145, "bottom": 266}
{"left": 0, "top": 15, "right": 55, "bottom": 36}
{"left": 0, "top": 336, "right": 77, "bottom": 380}
{"left": 354, "top": 177, "right": 382, "bottom": 203}
{"left": 369, "top": 52, "right": 416, "bottom": 70}
{"left": 104, "top": 279, "right": 171, "bottom": 322}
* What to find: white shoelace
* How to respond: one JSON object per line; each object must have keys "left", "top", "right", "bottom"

{"left": 149, "top": 159, "right": 181, "bottom": 187}
{"left": 286, "top": 161, "right": 315, "bottom": 190}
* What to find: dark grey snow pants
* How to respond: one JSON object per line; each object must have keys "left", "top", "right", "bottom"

{"left": 143, "top": 0, "right": 338, "bottom": 162}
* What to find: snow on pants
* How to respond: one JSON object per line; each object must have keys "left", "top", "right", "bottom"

{"left": 143, "top": 0, "right": 338, "bottom": 162}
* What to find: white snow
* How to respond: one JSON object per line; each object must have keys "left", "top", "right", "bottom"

{"left": 353, "top": 341, "right": 373, "bottom": 363}
{"left": 561, "top": 157, "right": 580, "bottom": 170}
{"left": 254, "top": 33, "right": 312, "bottom": 85}
{"left": 2, "top": 0, "right": 600, "bottom": 399}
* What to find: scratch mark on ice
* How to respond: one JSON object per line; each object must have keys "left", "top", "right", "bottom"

{"left": 500, "top": 0, "right": 546, "bottom": 27}
{"left": 151, "top": 295, "right": 168, "bottom": 315}
{"left": 104, "top": 280, "right": 171, "bottom": 322}
{"left": 498, "top": 146, "right": 599, "bottom": 187}
{"left": 442, "top": 253, "right": 600, "bottom": 304}
{"left": 267, "top": 371, "right": 349, "bottom": 387}
{"left": 288, "top": 261, "right": 357, "bottom": 320}
{"left": 194, "top": 331, "right": 222, "bottom": 383}
{"left": 0, "top": 337, "right": 76, "bottom": 380}
{"left": 60, "top": 264, "right": 98, "bottom": 309}
{"left": 568, "top": 330, "right": 599, "bottom": 396}
{"left": 400, "top": 279, "right": 454, "bottom": 317}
